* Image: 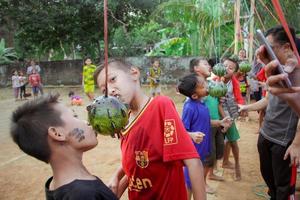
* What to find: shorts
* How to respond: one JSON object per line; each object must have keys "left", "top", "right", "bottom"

{"left": 32, "top": 86, "right": 39, "bottom": 94}
{"left": 84, "top": 84, "right": 95, "bottom": 93}
{"left": 225, "top": 122, "right": 240, "bottom": 142}
{"left": 204, "top": 127, "right": 225, "bottom": 167}
{"left": 150, "top": 85, "right": 161, "bottom": 95}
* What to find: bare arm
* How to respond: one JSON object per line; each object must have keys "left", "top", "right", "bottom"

{"left": 183, "top": 158, "right": 206, "bottom": 200}
{"left": 264, "top": 60, "right": 300, "bottom": 116}
{"left": 218, "top": 102, "right": 226, "bottom": 119}
{"left": 239, "top": 97, "right": 268, "bottom": 112}
{"left": 108, "top": 165, "right": 126, "bottom": 196}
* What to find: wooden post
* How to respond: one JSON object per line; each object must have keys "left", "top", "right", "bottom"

{"left": 248, "top": 0, "right": 255, "bottom": 62}
{"left": 234, "top": 0, "right": 241, "bottom": 55}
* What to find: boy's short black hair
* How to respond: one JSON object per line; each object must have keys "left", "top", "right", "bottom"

{"left": 208, "top": 57, "right": 219, "bottom": 68}
{"left": 151, "top": 58, "right": 160, "bottom": 64}
{"left": 265, "top": 25, "right": 296, "bottom": 46}
{"left": 10, "top": 94, "right": 64, "bottom": 163}
{"left": 68, "top": 91, "right": 75, "bottom": 97}
{"left": 178, "top": 73, "right": 204, "bottom": 98}
{"left": 94, "top": 59, "right": 133, "bottom": 85}
{"left": 189, "top": 57, "right": 206, "bottom": 73}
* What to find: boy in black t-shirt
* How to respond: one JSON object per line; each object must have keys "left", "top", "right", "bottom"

{"left": 10, "top": 94, "right": 117, "bottom": 200}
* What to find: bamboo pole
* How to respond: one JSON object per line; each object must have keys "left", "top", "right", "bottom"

{"left": 234, "top": 0, "right": 241, "bottom": 55}
{"left": 248, "top": 0, "right": 255, "bottom": 62}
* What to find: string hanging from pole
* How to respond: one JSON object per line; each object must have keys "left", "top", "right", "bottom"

{"left": 271, "top": 0, "right": 300, "bottom": 64}
{"left": 218, "top": 0, "right": 221, "bottom": 60}
{"left": 253, "top": 5, "right": 266, "bottom": 32}
{"left": 257, "top": 0, "right": 279, "bottom": 23}
{"left": 104, "top": 0, "right": 109, "bottom": 97}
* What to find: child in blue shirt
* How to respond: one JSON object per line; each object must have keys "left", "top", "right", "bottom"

{"left": 178, "top": 73, "right": 213, "bottom": 197}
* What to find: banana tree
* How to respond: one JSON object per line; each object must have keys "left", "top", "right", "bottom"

{"left": 0, "top": 38, "right": 18, "bottom": 65}
{"left": 150, "top": 0, "right": 234, "bottom": 57}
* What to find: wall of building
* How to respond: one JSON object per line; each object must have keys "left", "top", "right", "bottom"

{"left": 0, "top": 57, "right": 197, "bottom": 87}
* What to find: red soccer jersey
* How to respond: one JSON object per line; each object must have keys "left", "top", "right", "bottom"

{"left": 29, "top": 73, "right": 41, "bottom": 87}
{"left": 121, "top": 96, "right": 199, "bottom": 200}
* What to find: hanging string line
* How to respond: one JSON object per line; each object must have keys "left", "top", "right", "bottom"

{"left": 104, "top": 0, "right": 109, "bottom": 97}
{"left": 253, "top": 5, "right": 266, "bottom": 32}
{"left": 257, "top": 0, "right": 279, "bottom": 23}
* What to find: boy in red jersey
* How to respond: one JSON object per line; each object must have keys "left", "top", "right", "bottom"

{"left": 94, "top": 59, "right": 206, "bottom": 200}
{"left": 29, "top": 69, "right": 41, "bottom": 99}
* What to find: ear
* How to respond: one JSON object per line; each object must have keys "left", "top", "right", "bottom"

{"left": 283, "top": 43, "right": 292, "bottom": 52}
{"left": 48, "top": 127, "right": 66, "bottom": 142}
{"left": 130, "top": 66, "right": 140, "bottom": 81}
{"left": 191, "top": 93, "right": 198, "bottom": 100}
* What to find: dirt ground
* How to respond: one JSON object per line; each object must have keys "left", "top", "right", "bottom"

{"left": 0, "top": 86, "right": 270, "bottom": 200}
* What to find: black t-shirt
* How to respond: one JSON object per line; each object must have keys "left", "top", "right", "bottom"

{"left": 45, "top": 176, "right": 118, "bottom": 200}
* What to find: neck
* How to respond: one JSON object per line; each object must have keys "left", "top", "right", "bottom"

{"left": 129, "top": 91, "right": 149, "bottom": 117}
{"left": 224, "top": 76, "right": 231, "bottom": 83}
{"left": 49, "top": 149, "right": 93, "bottom": 190}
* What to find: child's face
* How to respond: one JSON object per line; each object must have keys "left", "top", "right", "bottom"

{"left": 96, "top": 65, "right": 138, "bottom": 105}
{"left": 223, "top": 60, "right": 237, "bottom": 79}
{"left": 239, "top": 50, "right": 246, "bottom": 59}
{"left": 54, "top": 103, "right": 98, "bottom": 151}
{"left": 153, "top": 61, "right": 160, "bottom": 68}
{"left": 13, "top": 71, "right": 18, "bottom": 75}
{"left": 192, "top": 78, "right": 208, "bottom": 99}
{"left": 85, "top": 59, "right": 92, "bottom": 65}
{"left": 194, "top": 60, "right": 211, "bottom": 78}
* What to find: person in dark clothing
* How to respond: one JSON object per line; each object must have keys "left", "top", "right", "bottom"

{"left": 10, "top": 94, "right": 118, "bottom": 200}
{"left": 256, "top": 25, "right": 300, "bottom": 200}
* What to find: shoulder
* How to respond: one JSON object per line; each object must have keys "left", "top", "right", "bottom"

{"left": 153, "top": 95, "right": 174, "bottom": 106}
{"left": 55, "top": 178, "right": 116, "bottom": 200}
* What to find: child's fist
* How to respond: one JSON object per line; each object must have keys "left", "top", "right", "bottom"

{"left": 190, "top": 132, "right": 205, "bottom": 144}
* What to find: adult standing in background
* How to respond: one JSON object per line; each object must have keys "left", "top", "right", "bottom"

{"left": 255, "top": 25, "right": 299, "bottom": 200}
{"left": 26, "top": 60, "right": 44, "bottom": 95}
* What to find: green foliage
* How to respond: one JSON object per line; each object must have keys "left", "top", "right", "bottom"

{"left": 1, "top": 0, "right": 299, "bottom": 60}
{"left": 146, "top": 37, "right": 191, "bottom": 56}
{"left": 0, "top": 39, "right": 18, "bottom": 65}
{"left": 111, "top": 21, "right": 162, "bottom": 56}
{"left": 150, "top": 0, "right": 234, "bottom": 57}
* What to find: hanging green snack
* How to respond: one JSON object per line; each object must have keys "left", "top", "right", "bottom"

{"left": 87, "top": 95, "right": 128, "bottom": 137}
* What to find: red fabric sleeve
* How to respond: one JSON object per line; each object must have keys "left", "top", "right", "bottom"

{"left": 256, "top": 67, "right": 267, "bottom": 82}
{"left": 232, "top": 76, "right": 245, "bottom": 104}
{"left": 159, "top": 97, "right": 199, "bottom": 162}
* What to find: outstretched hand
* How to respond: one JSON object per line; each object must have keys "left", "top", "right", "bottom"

{"left": 238, "top": 104, "right": 247, "bottom": 113}
{"left": 220, "top": 116, "right": 232, "bottom": 133}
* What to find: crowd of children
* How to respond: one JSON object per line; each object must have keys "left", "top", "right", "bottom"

{"left": 9, "top": 25, "right": 300, "bottom": 200}
{"left": 11, "top": 60, "right": 44, "bottom": 101}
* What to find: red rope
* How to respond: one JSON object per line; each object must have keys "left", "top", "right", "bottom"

{"left": 104, "top": 0, "right": 108, "bottom": 97}
{"left": 271, "top": 0, "right": 300, "bottom": 64}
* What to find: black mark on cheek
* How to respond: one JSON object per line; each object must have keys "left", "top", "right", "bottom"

{"left": 69, "top": 128, "right": 85, "bottom": 142}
